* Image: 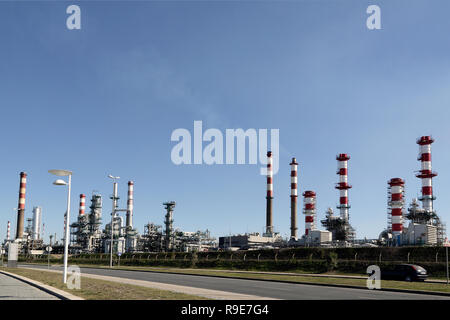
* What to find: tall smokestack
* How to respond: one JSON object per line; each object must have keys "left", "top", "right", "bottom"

{"left": 388, "top": 178, "right": 405, "bottom": 244}
{"left": 303, "top": 191, "right": 316, "bottom": 236}
{"left": 265, "top": 151, "right": 273, "bottom": 235}
{"left": 16, "top": 172, "right": 27, "bottom": 239}
{"left": 290, "top": 158, "right": 298, "bottom": 239}
{"left": 7, "top": 221, "right": 10, "bottom": 241}
{"left": 416, "top": 136, "right": 437, "bottom": 213}
{"left": 79, "top": 194, "right": 86, "bottom": 216}
{"left": 336, "top": 154, "right": 351, "bottom": 221}
{"left": 126, "top": 181, "right": 134, "bottom": 229}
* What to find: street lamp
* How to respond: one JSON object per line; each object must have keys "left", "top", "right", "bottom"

{"left": 49, "top": 169, "right": 72, "bottom": 284}
{"left": 108, "top": 175, "right": 120, "bottom": 268}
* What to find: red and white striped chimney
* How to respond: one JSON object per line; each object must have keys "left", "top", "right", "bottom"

{"left": 416, "top": 136, "right": 437, "bottom": 213}
{"left": 290, "top": 158, "right": 298, "bottom": 239}
{"left": 388, "top": 178, "right": 405, "bottom": 241}
{"left": 16, "top": 172, "right": 27, "bottom": 239}
{"left": 336, "top": 154, "right": 351, "bottom": 221}
{"left": 79, "top": 194, "right": 86, "bottom": 216}
{"left": 7, "top": 221, "right": 10, "bottom": 241}
{"left": 265, "top": 151, "right": 274, "bottom": 235}
{"left": 303, "top": 191, "right": 316, "bottom": 236}
{"left": 126, "top": 181, "right": 134, "bottom": 229}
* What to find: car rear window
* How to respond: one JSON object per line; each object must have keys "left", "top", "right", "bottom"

{"left": 413, "top": 265, "right": 426, "bottom": 272}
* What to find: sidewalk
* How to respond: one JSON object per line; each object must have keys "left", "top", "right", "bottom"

{"left": 0, "top": 272, "right": 59, "bottom": 300}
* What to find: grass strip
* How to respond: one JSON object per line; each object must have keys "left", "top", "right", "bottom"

{"left": 0, "top": 267, "right": 208, "bottom": 300}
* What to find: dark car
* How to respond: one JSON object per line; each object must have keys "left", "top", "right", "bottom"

{"left": 380, "top": 264, "right": 428, "bottom": 282}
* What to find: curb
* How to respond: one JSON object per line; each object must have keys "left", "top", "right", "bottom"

{"left": 22, "top": 264, "right": 450, "bottom": 298}
{"left": 0, "top": 269, "right": 84, "bottom": 300}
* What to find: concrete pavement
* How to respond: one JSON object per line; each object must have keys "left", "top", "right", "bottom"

{"left": 0, "top": 272, "right": 59, "bottom": 300}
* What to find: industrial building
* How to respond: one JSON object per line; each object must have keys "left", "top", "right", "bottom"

{"left": 3, "top": 135, "right": 449, "bottom": 255}
{"left": 379, "top": 136, "right": 446, "bottom": 246}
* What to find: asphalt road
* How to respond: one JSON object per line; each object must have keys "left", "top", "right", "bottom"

{"left": 20, "top": 264, "right": 450, "bottom": 300}
{"left": 0, "top": 272, "right": 59, "bottom": 300}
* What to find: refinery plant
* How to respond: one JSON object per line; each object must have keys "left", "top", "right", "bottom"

{"left": 1, "top": 135, "right": 448, "bottom": 255}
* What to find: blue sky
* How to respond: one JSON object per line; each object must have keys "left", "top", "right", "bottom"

{"left": 1, "top": 0, "right": 450, "bottom": 243}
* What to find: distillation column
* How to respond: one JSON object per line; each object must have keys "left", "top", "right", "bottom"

{"left": 126, "top": 181, "right": 134, "bottom": 229}
{"left": 163, "top": 201, "right": 176, "bottom": 251}
{"left": 32, "top": 207, "right": 42, "bottom": 240}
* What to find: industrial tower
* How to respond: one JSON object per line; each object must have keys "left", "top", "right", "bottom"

{"left": 303, "top": 191, "right": 316, "bottom": 237}
{"left": 387, "top": 178, "right": 405, "bottom": 245}
{"left": 163, "top": 201, "right": 176, "bottom": 251}
{"left": 290, "top": 158, "right": 298, "bottom": 240}
{"left": 416, "top": 136, "right": 437, "bottom": 214}
{"left": 265, "top": 151, "right": 274, "bottom": 236}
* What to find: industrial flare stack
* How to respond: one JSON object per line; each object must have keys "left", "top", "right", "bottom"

{"left": 290, "top": 158, "right": 298, "bottom": 240}
{"left": 265, "top": 151, "right": 274, "bottom": 236}
{"left": 336, "top": 154, "right": 351, "bottom": 222}
{"left": 303, "top": 191, "right": 316, "bottom": 237}
{"left": 15, "top": 172, "right": 27, "bottom": 240}
{"left": 388, "top": 178, "right": 405, "bottom": 244}
{"left": 416, "top": 136, "right": 437, "bottom": 213}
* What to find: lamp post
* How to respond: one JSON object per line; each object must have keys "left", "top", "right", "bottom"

{"left": 49, "top": 169, "right": 72, "bottom": 284}
{"left": 108, "top": 175, "right": 120, "bottom": 268}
